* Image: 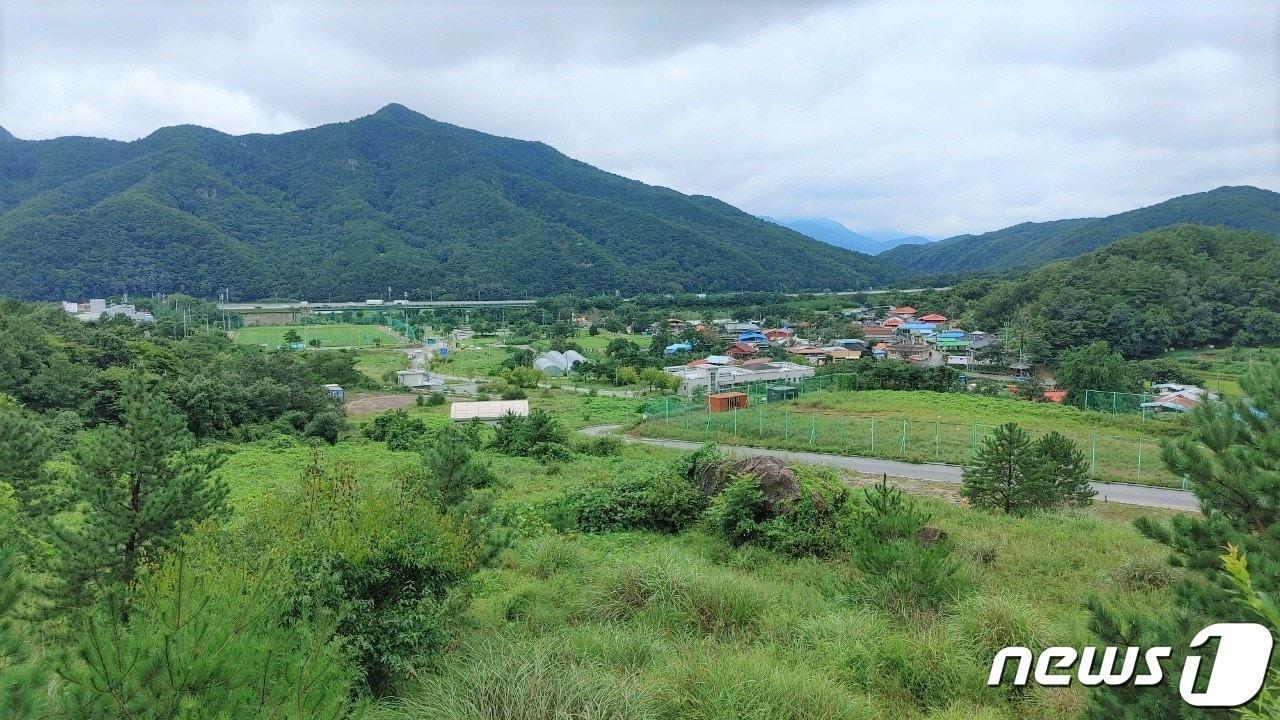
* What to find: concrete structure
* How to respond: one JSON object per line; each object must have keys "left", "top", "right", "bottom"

{"left": 396, "top": 369, "right": 443, "bottom": 390}
{"left": 450, "top": 400, "right": 529, "bottom": 422}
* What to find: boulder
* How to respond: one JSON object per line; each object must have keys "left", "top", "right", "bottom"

{"left": 916, "top": 526, "right": 948, "bottom": 547}
{"left": 700, "top": 455, "right": 800, "bottom": 515}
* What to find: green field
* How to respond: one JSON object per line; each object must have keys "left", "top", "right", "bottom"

{"left": 634, "top": 390, "right": 1188, "bottom": 487}
{"left": 231, "top": 323, "right": 401, "bottom": 348}
{"left": 354, "top": 349, "right": 410, "bottom": 383}
{"left": 1160, "top": 346, "right": 1280, "bottom": 397}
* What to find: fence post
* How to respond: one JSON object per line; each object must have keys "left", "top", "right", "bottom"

{"left": 935, "top": 419, "right": 941, "bottom": 460}
{"left": 664, "top": 398, "right": 670, "bottom": 424}
{"left": 871, "top": 418, "right": 877, "bottom": 452}
{"left": 1090, "top": 429, "right": 1097, "bottom": 477}
{"left": 1136, "top": 438, "right": 1143, "bottom": 483}
{"left": 970, "top": 419, "right": 977, "bottom": 458}
{"left": 785, "top": 411, "right": 790, "bottom": 440}
{"left": 840, "top": 416, "right": 846, "bottom": 447}
{"left": 810, "top": 412, "right": 816, "bottom": 444}
{"left": 1112, "top": 393, "right": 1117, "bottom": 415}
{"left": 758, "top": 406, "right": 763, "bottom": 436}
{"left": 901, "top": 419, "right": 908, "bottom": 454}
{"left": 733, "top": 407, "right": 738, "bottom": 436}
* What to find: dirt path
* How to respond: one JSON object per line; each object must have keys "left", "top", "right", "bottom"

{"left": 344, "top": 393, "right": 416, "bottom": 416}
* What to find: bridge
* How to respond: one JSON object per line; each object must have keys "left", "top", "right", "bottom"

{"left": 218, "top": 299, "right": 538, "bottom": 326}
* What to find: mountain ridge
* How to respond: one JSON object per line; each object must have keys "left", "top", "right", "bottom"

{"left": 882, "top": 185, "right": 1280, "bottom": 274}
{"left": 0, "top": 104, "right": 899, "bottom": 300}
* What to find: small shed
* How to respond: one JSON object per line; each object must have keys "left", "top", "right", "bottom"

{"left": 323, "top": 384, "right": 344, "bottom": 401}
{"left": 766, "top": 385, "right": 799, "bottom": 402}
{"left": 708, "top": 391, "right": 749, "bottom": 413}
{"left": 450, "top": 400, "right": 530, "bottom": 422}
{"left": 397, "top": 369, "right": 431, "bottom": 387}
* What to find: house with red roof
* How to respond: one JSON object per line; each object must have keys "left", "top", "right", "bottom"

{"left": 882, "top": 317, "right": 904, "bottom": 329}
{"left": 918, "top": 313, "right": 947, "bottom": 323}
{"left": 726, "top": 342, "right": 759, "bottom": 360}
{"left": 889, "top": 306, "right": 917, "bottom": 318}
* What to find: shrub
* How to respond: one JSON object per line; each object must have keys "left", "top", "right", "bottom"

{"left": 559, "top": 472, "right": 705, "bottom": 534}
{"left": 303, "top": 410, "right": 345, "bottom": 444}
{"left": 705, "top": 475, "right": 770, "bottom": 546}
{"left": 493, "top": 409, "right": 569, "bottom": 457}
{"left": 575, "top": 434, "right": 622, "bottom": 457}
{"left": 427, "top": 391, "right": 447, "bottom": 406}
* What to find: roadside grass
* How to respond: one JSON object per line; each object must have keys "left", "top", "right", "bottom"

{"left": 633, "top": 390, "right": 1187, "bottom": 487}
{"left": 231, "top": 323, "right": 400, "bottom": 348}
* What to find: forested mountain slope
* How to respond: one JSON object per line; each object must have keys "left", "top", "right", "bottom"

{"left": 882, "top": 186, "right": 1280, "bottom": 274}
{"left": 969, "top": 224, "right": 1280, "bottom": 357}
{"left": 0, "top": 105, "right": 898, "bottom": 300}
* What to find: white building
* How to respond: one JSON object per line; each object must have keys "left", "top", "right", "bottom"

{"left": 63, "top": 299, "right": 154, "bottom": 323}
{"left": 665, "top": 360, "right": 814, "bottom": 396}
{"left": 450, "top": 400, "right": 529, "bottom": 422}
{"left": 396, "top": 369, "right": 444, "bottom": 391}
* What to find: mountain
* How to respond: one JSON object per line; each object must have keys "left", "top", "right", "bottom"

{"left": 0, "top": 104, "right": 900, "bottom": 301}
{"left": 966, "top": 224, "right": 1280, "bottom": 358}
{"left": 882, "top": 186, "right": 1280, "bottom": 274}
{"left": 764, "top": 216, "right": 933, "bottom": 255}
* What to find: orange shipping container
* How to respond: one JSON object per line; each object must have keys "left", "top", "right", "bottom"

{"left": 708, "top": 391, "right": 748, "bottom": 413}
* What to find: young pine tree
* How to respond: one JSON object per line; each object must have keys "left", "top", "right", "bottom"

{"left": 1034, "top": 431, "right": 1096, "bottom": 508}
{"left": 56, "top": 375, "right": 229, "bottom": 609}
{"left": 962, "top": 422, "right": 1051, "bottom": 515}
{"left": 424, "top": 426, "right": 496, "bottom": 507}
{"left": 1086, "top": 362, "right": 1280, "bottom": 719}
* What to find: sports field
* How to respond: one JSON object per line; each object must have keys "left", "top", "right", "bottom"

{"left": 230, "top": 323, "right": 401, "bottom": 348}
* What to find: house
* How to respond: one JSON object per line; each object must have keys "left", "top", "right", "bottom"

{"left": 1141, "top": 384, "right": 1216, "bottom": 413}
{"left": 738, "top": 330, "right": 769, "bottom": 345}
{"left": 882, "top": 317, "right": 904, "bottom": 329}
{"left": 889, "top": 306, "right": 917, "bottom": 318}
{"left": 727, "top": 342, "right": 758, "bottom": 360}
{"left": 862, "top": 326, "right": 896, "bottom": 340}
{"left": 831, "top": 338, "right": 868, "bottom": 351}
{"left": 824, "top": 348, "right": 862, "bottom": 362}
{"left": 703, "top": 355, "right": 735, "bottom": 366}
{"left": 882, "top": 343, "right": 931, "bottom": 363}
{"left": 788, "top": 346, "right": 830, "bottom": 366}
{"left": 918, "top": 313, "right": 947, "bottom": 323}
{"left": 323, "top": 384, "right": 344, "bottom": 401}
{"left": 764, "top": 328, "right": 794, "bottom": 342}
{"left": 450, "top": 400, "right": 529, "bottom": 422}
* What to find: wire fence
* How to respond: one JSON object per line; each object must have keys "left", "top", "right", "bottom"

{"left": 634, "top": 400, "right": 1183, "bottom": 489}
{"left": 1082, "top": 389, "right": 1157, "bottom": 416}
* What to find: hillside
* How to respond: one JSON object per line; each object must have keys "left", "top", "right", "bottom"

{"left": 968, "top": 224, "right": 1280, "bottom": 357}
{"left": 0, "top": 105, "right": 900, "bottom": 300}
{"left": 882, "top": 186, "right": 1280, "bottom": 274}
{"left": 764, "top": 216, "right": 931, "bottom": 254}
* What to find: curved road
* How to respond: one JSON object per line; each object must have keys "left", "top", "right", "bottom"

{"left": 580, "top": 425, "right": 1197, "bottom": 512}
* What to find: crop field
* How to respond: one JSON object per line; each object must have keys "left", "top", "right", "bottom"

{"left": 231, "top": 323, "right": 401, "bottom": 348}
{"left": 633, "top": 390, "right": 1187, "bottom": 487}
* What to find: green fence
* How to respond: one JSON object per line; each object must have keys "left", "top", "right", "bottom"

{"left": 1082, "top": 389, "right": 1157, "bottom": 416}
{"left": 635, "top": 401, "right": 1181, "bottom": 489}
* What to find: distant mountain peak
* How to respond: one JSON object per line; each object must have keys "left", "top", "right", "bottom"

{"left": 0, "top": 126, "right": 15, "bottom": 141}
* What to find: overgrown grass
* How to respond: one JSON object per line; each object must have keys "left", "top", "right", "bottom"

{"left": 224, "top": 423, "right": 1178, "bottom": 719}
{"left": 355, "top": 349, "right": 410, "bottom": 383}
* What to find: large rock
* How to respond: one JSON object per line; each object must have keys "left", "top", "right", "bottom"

{"left": 699, "top": 455, "right": 801, "bottom": 514}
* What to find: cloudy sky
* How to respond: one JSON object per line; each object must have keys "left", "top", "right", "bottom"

{"left": 1, "top": 1, "right": 1276, "bottom": 237}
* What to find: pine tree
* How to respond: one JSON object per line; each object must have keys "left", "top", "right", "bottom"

{"left": 55, "top": 375, "right": 229, "bottom": 610}
{"left": 1086, "top": 362, "right": 1280, "bottom": 718}
{"left": 1034, "top": 431, "right": 1097, "bottom": 508}
{"left": 424, "top": 427, "right": 495, "bottom": 506}
{"left": 0, "top": 492, "right": 48, "bottom": 720}
{"left": 961, "top": 422, "right": 1051, "bottom": 515}
{"left": 0, "top": 404, "right": 57, "bottom": 518}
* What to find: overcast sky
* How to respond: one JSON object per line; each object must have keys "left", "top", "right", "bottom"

{"left": 2, "top": 1, "right": 1276, "bottom": 237}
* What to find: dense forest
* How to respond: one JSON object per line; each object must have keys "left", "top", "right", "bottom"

{"left": 0, "top": 105, "right": 900, "bottom": 301}
{"left": 882, "top": 185, "right": 1280, "bottom": 275}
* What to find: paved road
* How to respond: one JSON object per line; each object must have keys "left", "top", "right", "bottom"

{"left": 580, "top": 425, "right": 1197, "bottom": 512}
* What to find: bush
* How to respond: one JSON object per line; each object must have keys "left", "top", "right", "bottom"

{"left": 493, "top": 409, "right": 569, "bottom": 457}
{"left": 559, "top": 471, "right": 706, "bottom": 534}
{"left": 303, "top": 410, "right": 345, "bottom": 444}
{"left": 575, "top": 434, "right": 622, "bottom": 457}
{"left": 427, "top": 391, "right": 447, "bottom": 406}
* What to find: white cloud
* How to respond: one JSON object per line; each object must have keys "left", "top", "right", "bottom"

{"left": 0, "top": 0, "right": 1275, "bottom": 236}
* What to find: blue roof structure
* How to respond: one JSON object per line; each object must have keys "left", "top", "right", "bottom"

{"left": 900, "top": 322, "right": 938, "bottom": 332}
{"left": 738, "top": 331, "right": 768, "bottom": 344}
{"left": 665, "top": 342, "right": 694, "bottom": 355}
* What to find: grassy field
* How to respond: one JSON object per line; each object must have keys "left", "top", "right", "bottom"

{"left": 634, "top": 390, "right": 1188, "bottom": 487}
{"left": 1160, "top": 346, "right": 1279, "bottom": 397}
{"left": 354, "top": 349, "right": 410, "bottom": 384}
{"left": 231, "top": 323, "right": 401, "bottom": 348}
{"left": 217, "top": 429, "right": 1179, "bottom": 720}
